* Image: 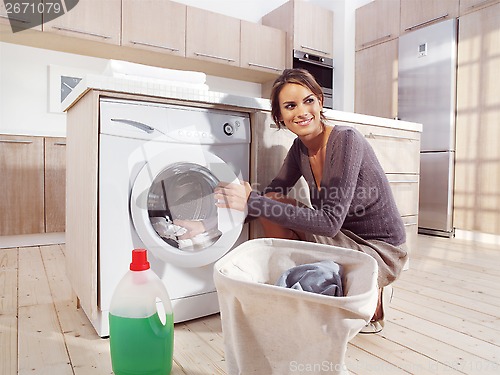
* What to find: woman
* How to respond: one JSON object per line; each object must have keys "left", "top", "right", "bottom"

{"left": 214, "top": 68, "right": 408, "bottom": 333}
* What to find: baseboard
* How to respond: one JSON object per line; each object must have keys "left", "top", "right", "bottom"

{"left": 454, "top": 229, "right": 500, "bottom": 246}
{"left": 0, "top": 232, "right": 65, "bottom": 249}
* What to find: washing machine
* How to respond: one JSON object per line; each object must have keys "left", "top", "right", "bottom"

{"left": 96, "top": 97, "right": 250, "bottom": 337}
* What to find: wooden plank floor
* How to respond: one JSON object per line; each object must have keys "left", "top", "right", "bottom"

{"left": 1, "top": 234, "right": 499, "bottom": 374}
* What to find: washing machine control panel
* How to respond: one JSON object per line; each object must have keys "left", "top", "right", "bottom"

{"left": 100, "top": 98, "right": 251, "bottom": 145}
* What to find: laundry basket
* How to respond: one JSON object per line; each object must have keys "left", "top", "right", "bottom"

{"left": 213, "top": 238, "right": 379, "bottom": 375}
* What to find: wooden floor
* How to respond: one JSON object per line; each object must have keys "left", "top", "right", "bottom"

{"left": 1, "top": 234, "right": 499, "bottom": 374}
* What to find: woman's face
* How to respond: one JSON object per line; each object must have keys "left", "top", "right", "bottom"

{"left": 278, "top": 83, "right": 323, "bottom": 139}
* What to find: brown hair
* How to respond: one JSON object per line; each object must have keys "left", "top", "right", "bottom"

{"left": 270, "top": 68, "right": 326, "bottom": 129}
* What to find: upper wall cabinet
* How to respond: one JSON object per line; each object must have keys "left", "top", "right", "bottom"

{"left": 262, "top": 0, "right": 333, "bottom": 67}
{"left": 122, "top": 0, "right": 186, "bottom": 57}
{"left": 240, "top": 21, "right": 286, "bottom": 74}
{"left": 0, "top": 0, "right": 42, "bottom": 31}
{"left": 43, "top": 0, "right": 121, "bottom": 45}
{"left": 355, "top": 0, "right": 400, "bottom": 51}
{"left": 400, "top": 0, "right": 459, "bottom": 34}
{"left": 186, "top": 6, "right": 240, "bottom": 66}
{"left": 460, "top": 0, "right": 500, "bottom": 15}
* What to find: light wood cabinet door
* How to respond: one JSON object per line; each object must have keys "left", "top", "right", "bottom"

{"left": 0, "top": 0, "right": 42, "bottom": 31}
{"left": 355, "top": 38, "right": 399, "bottom": 119}
{"left": 43, "top": 0, "right": 121, "bottom": 45}
{"left": 186, "top": 6, "right": 240, "bottom": 66}
{"left": 352, "top": 122, "right": 421, "bottom": 175}
{"left": 356, "top": 0, "right": 398, "bottom": 51}
{"left": 293, "top": 0, "right": 333, "bottom": 57}
{"left": 386, "top": 174, "right": 420, "bottom": 217}
{"left": 122, "top": 0, "right": 185, "bottom": 57}
{"left": 240, "top": 21, "right": 286, "bottom": 74}
{"left": 454, "top": 3, "right": 500, "bottom": 234}
{"left": 355, "top": 0, "right": 400, "bottom": 51}
{"left": 44, "top": 137, "right": 66, "bottom": 233}
{"left": 460, "top": 0, "right": 500, "bottom": 15}
{"left": 0, "top": 135, "right": 44, "bottom": 235}
{"left": 400, "top": 0, "right": 459, "bottom": 34}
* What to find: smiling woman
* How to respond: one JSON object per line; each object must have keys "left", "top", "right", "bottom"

{"left": 214, "top": 68, "right": 409, "bottom": 334}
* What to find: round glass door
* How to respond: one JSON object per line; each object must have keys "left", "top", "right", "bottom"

{"left": 130, "top": 147, "right": 244, "bottom": 268}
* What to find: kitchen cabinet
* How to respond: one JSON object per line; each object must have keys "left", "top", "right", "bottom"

{"left": 240, "top": 21, "right": 286, "bottom": 74}
{"left": 262, "top": 0, "right": 334, "bottom": 67}
{"left": 355, "top": 38, "right": 399, "bottom": 119}
{"left": 0, "top": 0, "right": 42, "bottom": 31}
{"left": 44, "top": 137, "right": 66, "bottom": 233}
{"left": 0, "top": 135, "right": 44, "bottom": 236}
{"left": 121, "top": 0, "right": 186, "bottom": 57}
{"left": 355, "top": 0, "right": 400, "bottom": 51}
{"left": 186, "top": 6, "right": 240, "bottom": 67}
{"left": 460, "top": 0, "right": 500, "bottom": 15}
{"left": 400, "top": 0, "right": 459, "bottom": 34}
{"left": 454, "top": 3, "right": 500, "bottom": 234}
{"left": 43, "top": 0, "right": 121, "bottom": 45}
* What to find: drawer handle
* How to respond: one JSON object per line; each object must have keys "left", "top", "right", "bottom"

{"left": 361, "top": 34, "right": 392, "bottom": 48}
{"left": 403, "top": 222, "right": 417, "bottom": 227}
{"left": 247, "top": 62, "right": 282, "bottom": 72}
{"left": 365, "top": 132, "right": 419, "bottom": 141}
{"left": 404, "top": 14, "right": 449, "bottom": 31}
{"left": 54, "top": 142, "right": 67, "bottom": 146}
{"left": 300, "top": 45, "right": 329, "bottom": 55}
{"left": 388, "top": 180, "right": 419, "bottom": 184}
{"left": 52, "top": 26, "right": 112, "bottom": 40}
{"left": 130, "top": 40, "right": 180, "bottom": 52}
{"left": 0, "top": 14, "right": 30, "bottom": 23}
{"left": 194, "top": 52, "right": 235, "bottom": 63}
{"left": 470, "top": 0, "right": 497, "bottom": 9}
{"left": 0, "top": 139, "right": 33, "bottom": 144}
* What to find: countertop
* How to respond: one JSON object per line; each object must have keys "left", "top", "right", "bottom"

{"left": 63, "top": 74, "right": 422, "bottom": 133}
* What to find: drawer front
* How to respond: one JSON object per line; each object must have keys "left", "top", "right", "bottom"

{"left": 354, "top": 123, "right": 421, "bottom": 174}
{"left": 387, "top": 174, "right": 420, "bottom": 217}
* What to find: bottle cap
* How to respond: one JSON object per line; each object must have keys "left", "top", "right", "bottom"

{"left": 130, "top": 249, "right": 150, "bottom": 271}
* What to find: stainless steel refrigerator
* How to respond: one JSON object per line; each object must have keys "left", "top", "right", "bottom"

{"left": 398, "top": 19, "right": 457, "bottom": 237}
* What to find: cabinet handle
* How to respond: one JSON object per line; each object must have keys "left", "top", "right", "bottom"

{"left": 300, "top": 45, "right": 329, "bottom": 55}
{"left": 52, "top": 26, "right": 111, "bottom": 40}
{"left": 247, "top": 62, "right": 282, "bottom": 72}
{"left": 469, "top": 0, "right": 498, "bottom": 9}
{"left": 129, "top": 40, "right": 180, "bottom": 52}
{"left": 0, "top": 14, "right": 29, "bottom": 23}
{"left": 404, "top": 14, "right": 449, "bottom": 31}
{"left": 54, "top": 142, "right": 67, "bottom": 146}
{"left": 365, "top": 132, "right": 419, "bottom": 141}
{"left": 0, "top": 139, "right": 33, "bottom": 144}
{"left": 194, "top": 52, "right": 235, "bottom": 62}
{"left": 403, "top": 222, "right": 417, "bottom": 227}
{"left": 361, "top": 34, "right": 392, "bottom": 48}
{"left": 387, "top": 180, "right": 419, "bottom": 184}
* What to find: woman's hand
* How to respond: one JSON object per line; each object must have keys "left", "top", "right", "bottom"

{"left": 214, "top": 180, "right": 252, "bottom": 212}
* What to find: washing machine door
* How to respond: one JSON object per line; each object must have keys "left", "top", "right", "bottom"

{"left": 130, "top": 146, "right": 245, "bottom": 268}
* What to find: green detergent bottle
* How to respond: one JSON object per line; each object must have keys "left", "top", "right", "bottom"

{"left": 109, "top": 249, "right": 174, "bottom": 375}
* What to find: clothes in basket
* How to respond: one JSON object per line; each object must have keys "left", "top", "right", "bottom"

{"left": 213, "top": 238, "right": 378, "bottom": 375}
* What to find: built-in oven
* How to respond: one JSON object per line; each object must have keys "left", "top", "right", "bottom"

{"left": 292, "top": 50, "right": 334, "bottom": 109}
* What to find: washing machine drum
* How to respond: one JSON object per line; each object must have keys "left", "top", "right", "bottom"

{"left": 130, "top": 150, "right": 245, "bottom": 268}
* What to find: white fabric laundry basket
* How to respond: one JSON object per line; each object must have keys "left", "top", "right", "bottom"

{"left": 213, "top": 238, "right": 379, "bottom": 375}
